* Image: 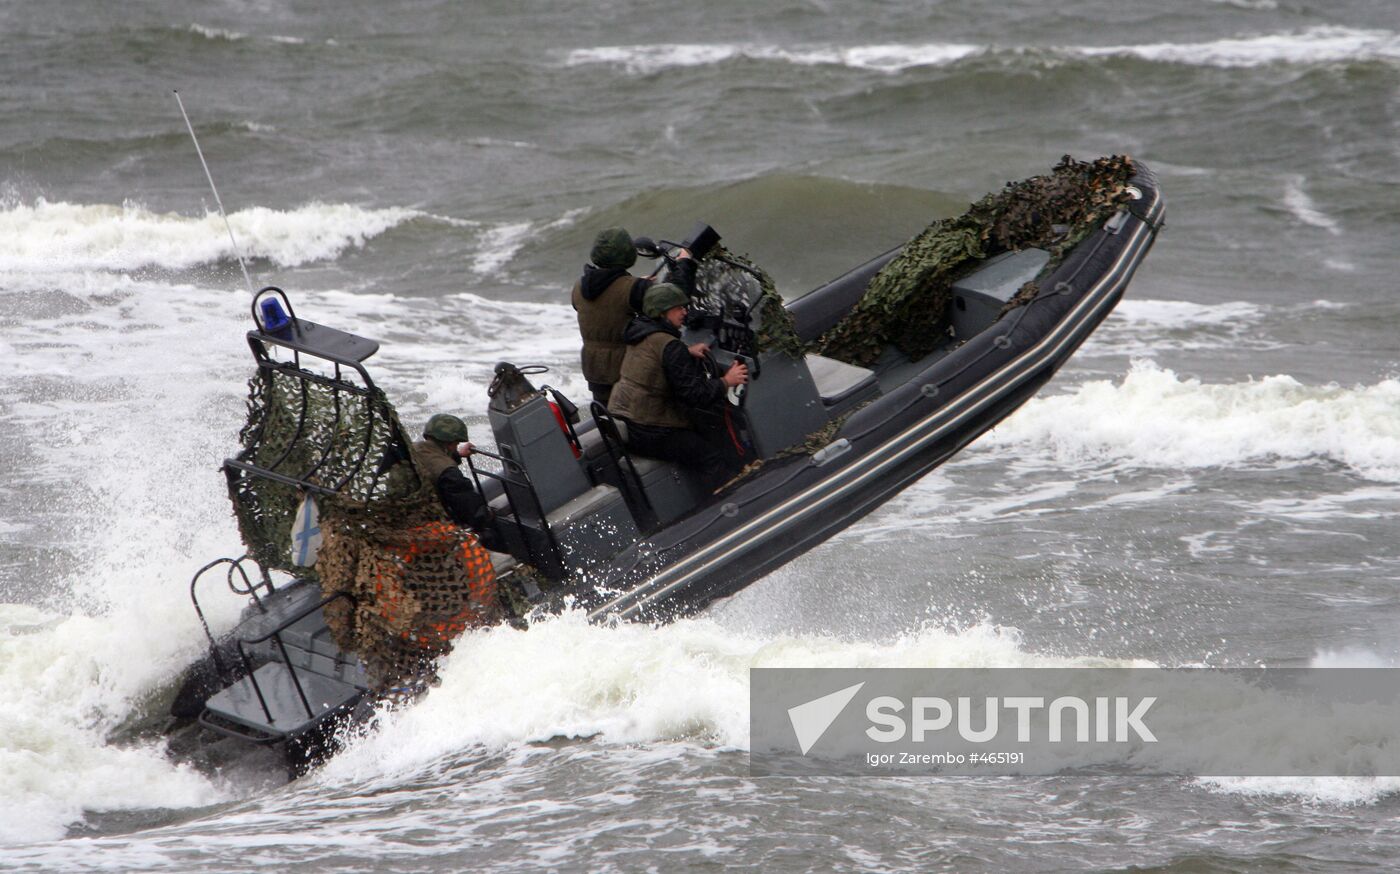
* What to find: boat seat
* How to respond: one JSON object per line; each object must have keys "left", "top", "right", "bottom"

{"left": 805, "top": 354, "right": 880, "bottom": 411}
{"left": 201, "top": 662, "right": 362, "bottom": 741}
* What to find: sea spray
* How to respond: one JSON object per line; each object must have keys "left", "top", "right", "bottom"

{"left": 0, "top": 606, "right": 229, "bottom": 844}
{"left": 318, "top": 612, "right": 1144, "bottom": 784}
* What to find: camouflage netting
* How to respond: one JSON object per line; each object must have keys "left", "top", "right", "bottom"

{"left": 229, "top": 364, "right": 501, "bottom": 689}
{"left": 230, "top": 370, "right": 422, "bottom": 572}
{"left": 813, "top": 155, "right": 1138, "bottom": 367}
{"left": 316, "top": 512, "right": 501, "bottom": 689}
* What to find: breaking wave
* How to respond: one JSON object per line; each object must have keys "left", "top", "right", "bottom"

{"left": 985, "top": 361, "right": 1400, "bottom": 482}
{"left": 565, "top": 27, "right": 1400, "bottom": 74}
{"left": 186, "top": 24, "right": 311, "bottom": 46}
{"left": 0, "top": 199, "right": 422, "bottom": 273}
{"left": 565, "top": 42, "right": 983, "bottom": 75}
{"left": 1079, "top": 25, "right": 1400, "bottom": 68}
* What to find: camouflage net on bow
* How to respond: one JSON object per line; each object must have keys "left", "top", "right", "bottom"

{"left": 229, "top": 370, "right": 421, "bottom": 573}
{"left": 229, "top": 364, "right": 501, "bottom": 689}
{"left": 812, "top": 155, "right": 1138, "bottom": 366}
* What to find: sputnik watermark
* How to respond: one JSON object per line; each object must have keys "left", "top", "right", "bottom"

{"left": 752, "top": 668, "right": 1400, "bottom": 776}
{"left": 863, "top": 695, "right": 1156, "bottom": 743}
{"left": 786, "top": 688, "right": 1155, "bottom": 756}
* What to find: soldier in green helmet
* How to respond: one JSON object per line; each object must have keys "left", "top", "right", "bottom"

{"left": 413, "top": 413, "right": 502, "bottom": 551}
{"left": 571, "top": 226, "right": 696, "bottom": 405}
{"left": 608, "top": 283, "right": 749, "bottom": 491}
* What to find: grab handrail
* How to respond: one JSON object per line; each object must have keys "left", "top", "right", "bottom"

{"left": 189, "top": 555, "right": 275, "bottom": 676}
{"left": 467, "top": 446, "right": 565, "bottom": 576}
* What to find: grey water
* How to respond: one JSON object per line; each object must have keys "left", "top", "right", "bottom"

{"left": 2, "top": 0, "right": 1399, "bottom": 870}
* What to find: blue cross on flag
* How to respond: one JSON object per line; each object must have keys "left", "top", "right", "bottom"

{"left": 291, "top": 494, "right": 323, "bottom": 566}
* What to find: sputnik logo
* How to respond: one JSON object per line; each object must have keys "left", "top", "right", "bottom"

{"left": 787, "top": 682, "right": 865, "bottom": 755}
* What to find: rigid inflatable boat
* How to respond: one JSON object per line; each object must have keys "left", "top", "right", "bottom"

{"left": 167, "top": 157, "right": 1165, "bottom": 772}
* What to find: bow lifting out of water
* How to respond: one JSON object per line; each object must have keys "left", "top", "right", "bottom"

{"left": 165, "top": 155, "right": 1165, "bottom": 775}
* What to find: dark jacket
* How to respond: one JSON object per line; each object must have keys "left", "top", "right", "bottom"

{"left": 412, "top": 439, "right": 502, "bottom": 551}
{"left": 607, "top": 317, "right": 728, "bottom": 429}
{"left": 571, "top": 259, "right": 698, "bottom": 388}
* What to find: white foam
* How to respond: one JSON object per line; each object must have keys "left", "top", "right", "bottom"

{"left": 0, "top": 199, "right": 420, "bottom": 274}
{"left": 0, "top": 272, "right": 293, "bottom": 841}
{"left": 1283, "top": 174, "right": 1342, "bottom": 235}
{"left": 1196, "top": 776, "right": 1400, "bottom": 805}
{"left": 1079, "top": 26, "right": 1400, "bottom": 68}
{"left": 468, "top": 209, "right": 587, "bottom": 277}
{"left": 564, "top": 42, "right": 981, "bottom": 75}
{"left": 1245, "top": 486, "right": 1400, "bottom": 522}
{"left": 1195, "top": 647, "right": 1400, "bottom": 804}
{"left": 1081, "top": 298, "right": 1272, "bottom": 357}
{"left": 0, "top": 606, "right": 230, "bottom": 844}
{"left": 566, "top": 28, "right": 1400, "bottom": 75}
{"left": 984, "top": 361, "right": 1400, "bottom": 482}
{"left": 188, "top": 24, "right": 246, "bottom": 42}
{"left": 0, "top": 264, "right": 579, "bottom": 848}
{"left": 318, "top": 613, "right": 1137, "bottom": 782}
{"left": 316, "top": 616, "right": 1400, "bottom": 799}
{"left": 1204, "top": 0, "right": 1278, "bottom": 8}
{"left": 187, "top": 25, "right": 308, "bottom": 46}
{"left": 469, "top": 221, "right": 535, "bottom": 277}
{"left": 1113, "top": 298, "right": 1263, "bottom": 330}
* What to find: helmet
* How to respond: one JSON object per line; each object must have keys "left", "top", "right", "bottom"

{"left": 642, "top": 283, "right": 689, "bottom": 318}
{"left": 590, "top": 226, "right": 637, "bottom": 270}
{"left": 424, "top": 413, "right": 469, "bottom": 443}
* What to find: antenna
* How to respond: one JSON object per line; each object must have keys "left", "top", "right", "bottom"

{"left": 173, "top": 89, "right": 256, "bottom": 297}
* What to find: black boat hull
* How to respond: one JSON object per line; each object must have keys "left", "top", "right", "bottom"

{"left": 582, "top": 167, "right": 1164, "bottom": 621}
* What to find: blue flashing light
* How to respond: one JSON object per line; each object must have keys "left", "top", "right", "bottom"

{"left": 260, "top": 298, "right": 291, "bottom": 333}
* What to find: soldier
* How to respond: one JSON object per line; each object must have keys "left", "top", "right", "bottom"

{"left": 607, "top": 284, "right": 748, "bottom": 491}
{"left": 571, "top": 226, "right": 694, "bottom": 405}
{"left": 414, "top": 414, "right": 503, "bottom": 551}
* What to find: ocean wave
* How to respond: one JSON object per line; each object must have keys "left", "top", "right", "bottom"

{"left": 1082, "top": 298, "right": 1271, "bottom": 356}
{"left": 565, "top": 26, "right": 1400, "bottom": 75}
{"left": 188, "top": 24, "right": 246, "bottom": 42}
{"left": 1282, "top": 174, "right": 1342, "bottom": 235}
{"left": 187, "top": 24, "right": 308, "bottom": 45}
{"left": 1079, "top": 25, "right": 1400, "bottom": 68}
{"left": 984, "top": 361, "right": 1400, "bottom": 482}
{"left": 0, "top": 199, "right": 421, "bottom": 273}
{"left": 564, "top": 42, "right": 983, "bottom": 74}
{"left": 468, "top": 209, "right": 586, "bottom": 277}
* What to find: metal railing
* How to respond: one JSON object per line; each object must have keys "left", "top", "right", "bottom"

{"left": 189, "top": 555, "right": 275, "bottom": 677}
{"left": 466, "top": 446, "right": 566, "bottom": 577}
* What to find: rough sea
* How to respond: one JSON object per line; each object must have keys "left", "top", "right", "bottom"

{"left": 3, "top": 1, "right": 1400, "bottom": 870}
